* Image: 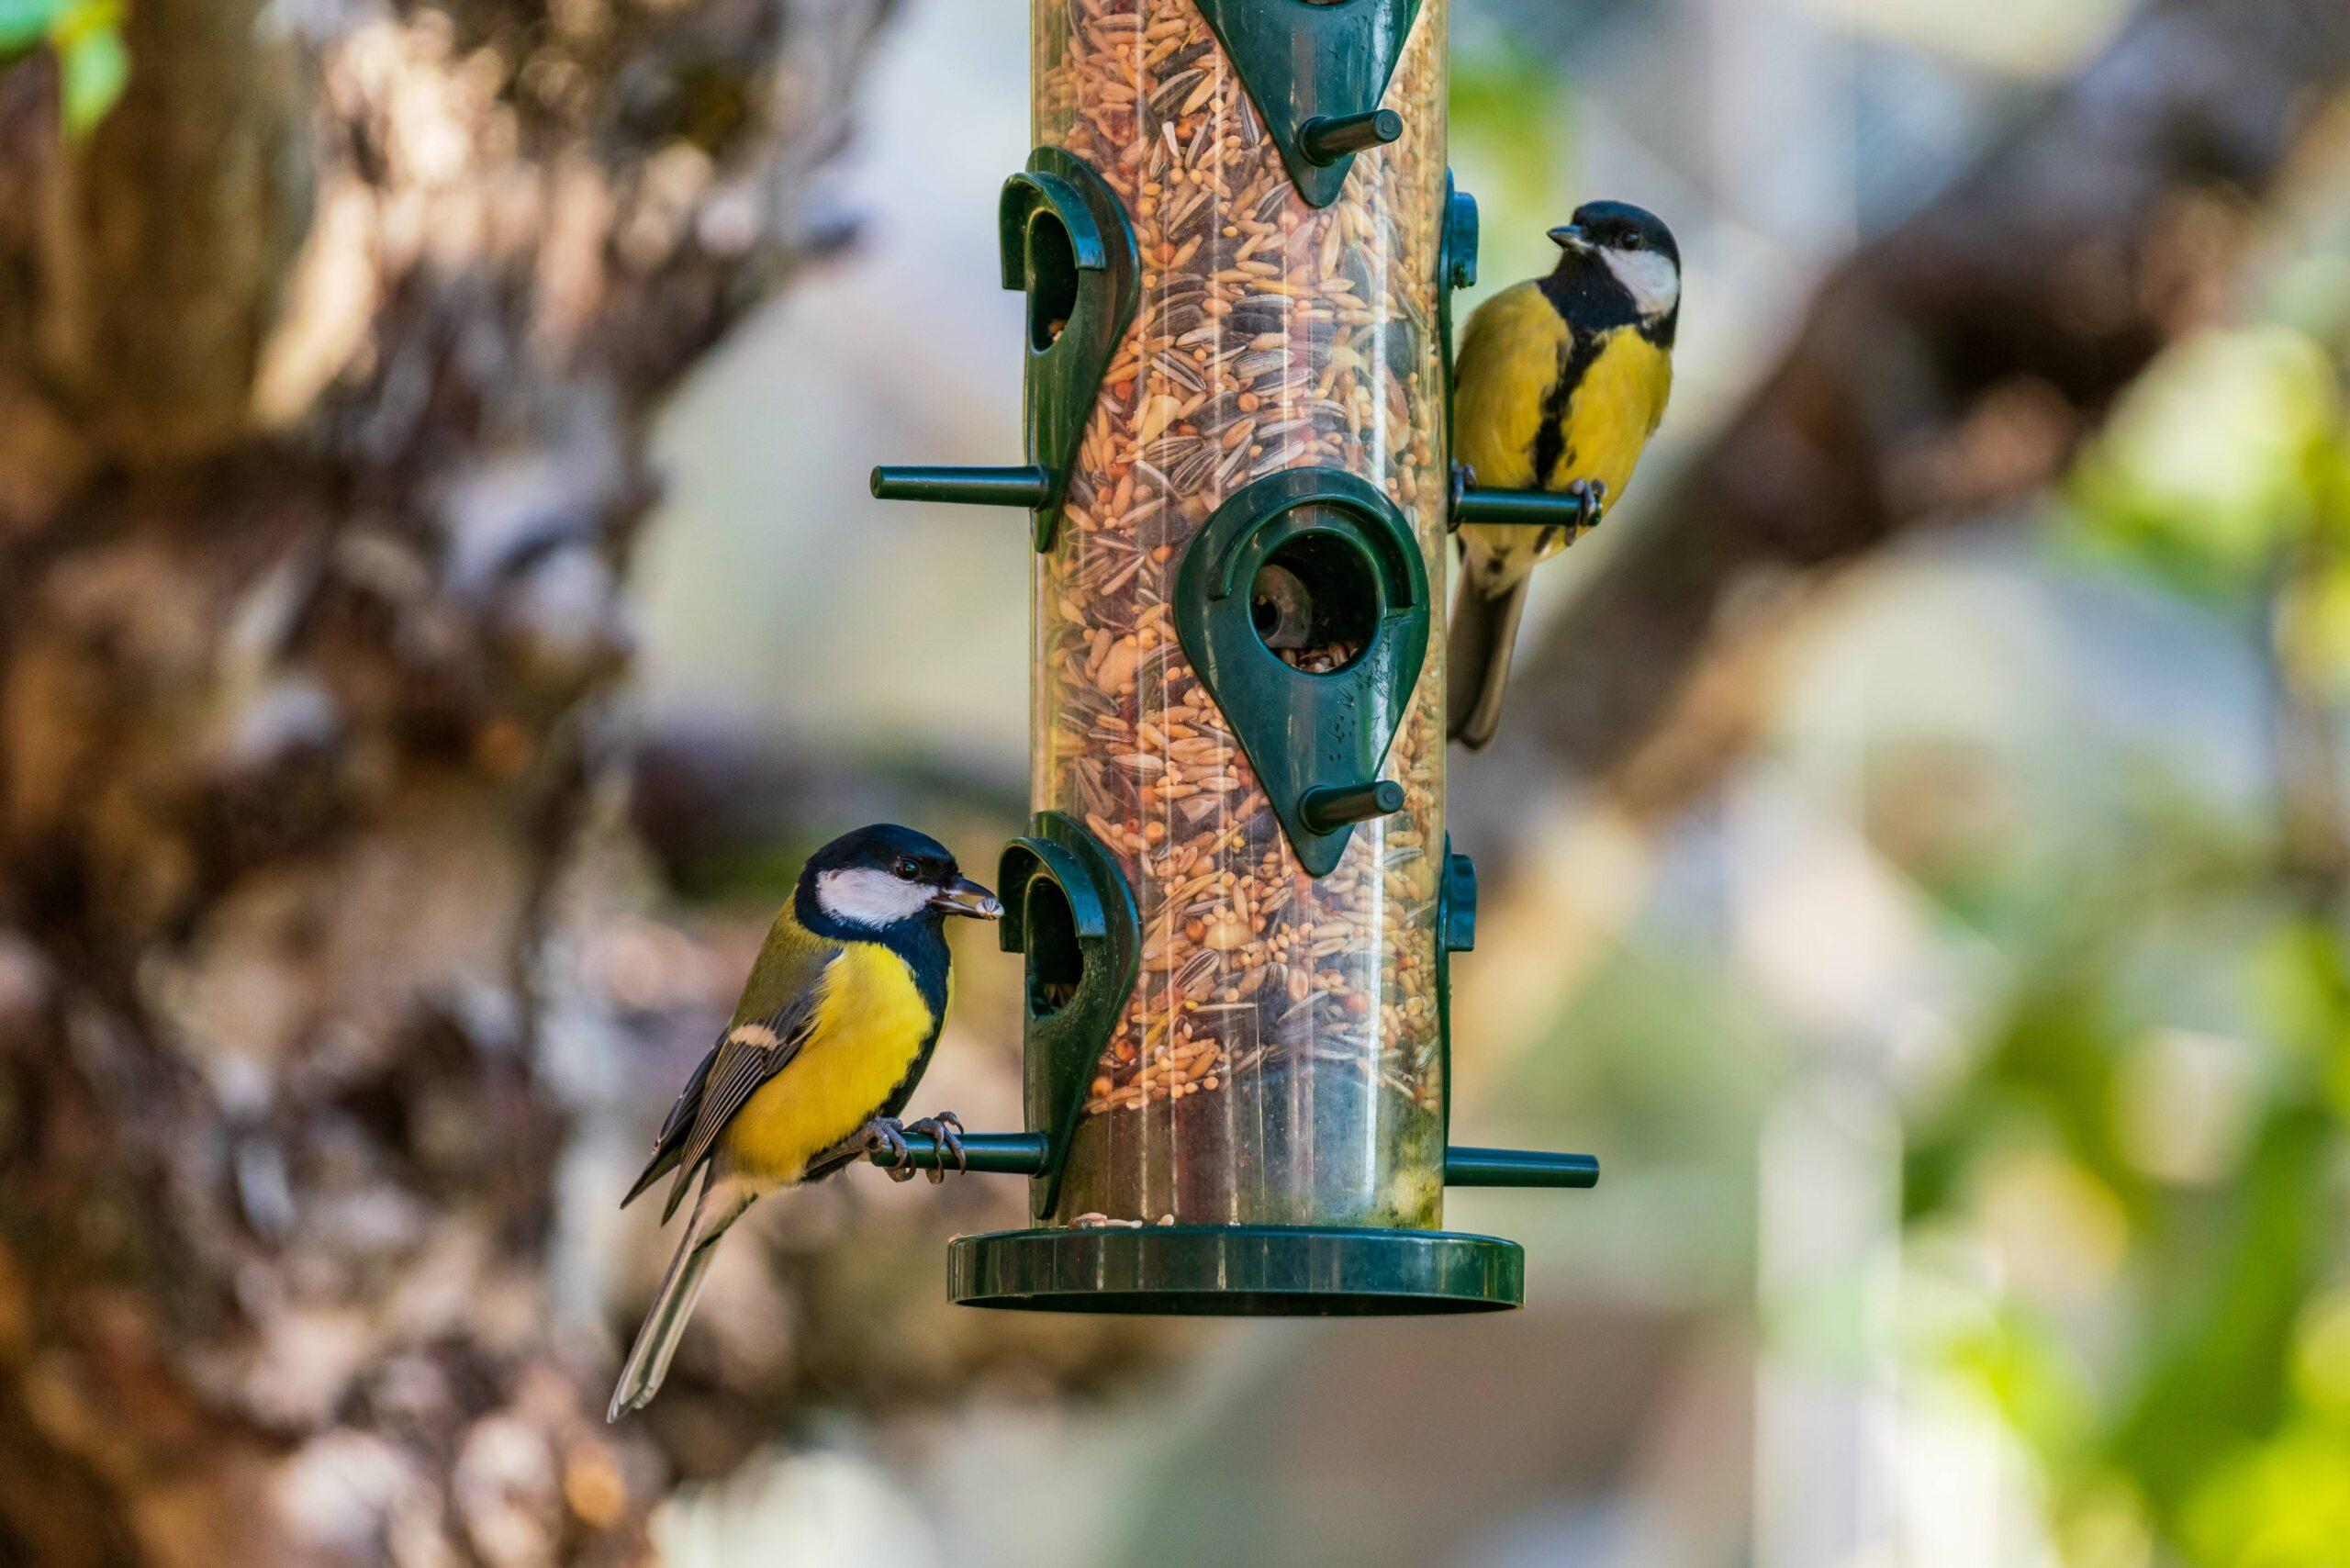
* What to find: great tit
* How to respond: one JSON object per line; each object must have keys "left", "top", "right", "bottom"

{"left": 1449, "top": 201, "right": 1681, "bottom": 750}
{"left": 608, "top": 823, "right": 1002, "bottom": 1420}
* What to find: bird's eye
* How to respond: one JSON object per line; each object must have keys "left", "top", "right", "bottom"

{"left": 892, "top": 858, "right": 921, "bottom": 881}
{"left": 1620, "top": 232, "right": 1643, "bottom": 251}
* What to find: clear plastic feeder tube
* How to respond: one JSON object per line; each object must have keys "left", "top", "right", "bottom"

{"left": 1029, "top": 0, "right": 1450, "bottom": 1229}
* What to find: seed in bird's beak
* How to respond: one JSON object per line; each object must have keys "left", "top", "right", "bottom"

{"left": 930, "top": 877, "right": 1004, "bottom": 920}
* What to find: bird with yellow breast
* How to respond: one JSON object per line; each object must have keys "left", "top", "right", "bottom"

{"left": 1449, "top": 201, "right": 1681, "bottom": 749}
{"left": 609, "top": 823, "right": 1002, "bottom": 1419}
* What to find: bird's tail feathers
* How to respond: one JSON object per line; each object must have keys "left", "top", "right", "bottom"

{"left": 621, "top": 1149, "right": 677, "bottom": 1211}
{"left": 608, "top": 1171, "right": 755, "bottom": 1421}
{"left": 1447, "top": 574, "right": 1533, "bottom": 751}
{"left": 659, "top": 1159, "right": 698, "bottom": 1224}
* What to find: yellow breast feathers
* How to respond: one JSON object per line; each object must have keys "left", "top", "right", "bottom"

{"left": 1454, "top": 280, "right": 1673, "bottom": 504}
{"left": 721, "top": 945, "right": 941, "bottom": 1184}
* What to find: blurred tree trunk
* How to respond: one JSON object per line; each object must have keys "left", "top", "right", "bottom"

{"left": 1503, "top": 0, "right": 2350, "bottom": 820}
{"left": 0, "top": 3, "right": 891, "bottom": 1563}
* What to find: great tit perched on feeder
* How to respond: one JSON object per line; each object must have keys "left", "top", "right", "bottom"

{"left": 609, "top": 823, "right": 1002, "bottom": 1419}
{"left": 1449, "top": 201, "right": 1681, "bottom": 750}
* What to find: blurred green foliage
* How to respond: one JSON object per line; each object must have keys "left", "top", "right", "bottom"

{"left": 0, "top": 0, "right": 126, "bottom": 135}
{"left": 1452, "top": 36, "right": 1568, "bottom": 214}
{"left": 2071, "top": 328, "right": 2344, "bottom": 601}
{"left": 1451, "top": 31, "right": 1572, "bottom": 287}
{"left": 1896, "top": 276, "right": 2350, "bottom": 1562}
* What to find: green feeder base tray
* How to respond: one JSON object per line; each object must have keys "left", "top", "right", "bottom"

{"left": 948, "top": 1225, "right": 1523, "bottom": 1315}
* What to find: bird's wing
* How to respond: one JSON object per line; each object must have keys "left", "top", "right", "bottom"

{"left": 621, "top": 921, "right": 841, "bottom": 1216}
{"left": 661, "top": 954, "right": 842, "bottom": 1215}
{"left": 1453, "top": 280, "right": 1576, "bottom": 492}
{"left": 621, "top": 1046, "right": 718, "bottom": 1208}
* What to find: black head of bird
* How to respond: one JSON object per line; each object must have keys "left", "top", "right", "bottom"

{"left": 797, "top": 823, "right": 1003, "bottom": 935}
{"left": 1550, "top": 200, "right": 1681, "bottom": 340}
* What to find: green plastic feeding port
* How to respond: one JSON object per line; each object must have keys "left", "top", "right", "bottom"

{"left": 995, "top": 812, "right": 1143, "bottom": 1222}
{"left": 1171, "top": 468, "right": 1429, "bottom": 878}
{"left": 870, "top": 146, "right": 1140, "bottom": 550}
{"left": 1192, "top": 0, "right": 1425, "bottom": 208}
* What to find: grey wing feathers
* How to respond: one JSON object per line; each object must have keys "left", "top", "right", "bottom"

{"left": 621, "top": 1047, "right": 716, "bottom": 1209}
{"left": 659, "top": 962, "right": 835, "bottom": 1219}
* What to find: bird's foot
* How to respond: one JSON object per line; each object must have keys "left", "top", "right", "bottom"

{"left": 1448, "top": 462, "right": 1478, "bottom": 529}
{"left": 1567, "top": 478, "right": 1609, "bottom": 530}
{"left": 859, "top": 1116, "right": 914, "bottom": 1181}
{"left": 902, "top": 1113, "right": 968, "bottom": 1185}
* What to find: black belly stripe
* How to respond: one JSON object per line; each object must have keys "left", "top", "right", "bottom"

{"left": 874, "top": 921, "right": 952, "bottom": 1122}
{"left": 1532, "top": 329, "right": 1607, "bottom": 490}
{"left": 878, "top": 1027, "right": 945, "bottom": 1122}
{"left": 872, "top": 923, "right": 952, "bottom": 1020}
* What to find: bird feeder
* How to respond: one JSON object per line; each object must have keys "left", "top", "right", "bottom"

{"left": 871, "top": 0, "right": 1595, "bottom": 1313}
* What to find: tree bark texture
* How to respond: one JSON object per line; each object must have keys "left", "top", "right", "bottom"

{"left": 1504, "top": 0, "right": 2350, "bottom": 822}
{"left": 0, "top": 3, "right": 896, "bottom": 1562}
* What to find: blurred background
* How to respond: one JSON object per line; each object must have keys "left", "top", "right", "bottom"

{"left": 2, "top": 0, "right": 2347, "bottom": 1565}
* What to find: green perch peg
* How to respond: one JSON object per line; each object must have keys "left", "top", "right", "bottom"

{"left": 868, "top": 1132, "right": 1054, "bottom": 1177}
{"left": 870, "top": 465, "right": 1054, "bottom": 509}
{"left": 1298, "top": 780, "right": 1407, "bottom": 834}
{"left": 1449, "top": 478, "right": 1602, "bottom": 532}
{"left": 1443, "top": 1148, "right": 1602, "bottom": 1189}
{"left": 1298, "top": 108, "right": 1404, "bottom": 166}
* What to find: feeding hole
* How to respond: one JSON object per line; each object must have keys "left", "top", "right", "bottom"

{"left": 1023, "top": 876, "right": 1084, "bottom": 1020}
{"left": 1027, "top": 209, "right": 1080, "bottom": 353}
{"left": 1249, "top": 526, "right": 1377, "bottom": 674}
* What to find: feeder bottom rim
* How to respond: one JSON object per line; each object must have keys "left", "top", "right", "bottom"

{"left": 947, "top": 1224, "right": 1525, "bottom": 1316}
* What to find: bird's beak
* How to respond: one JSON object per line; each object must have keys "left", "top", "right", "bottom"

{"left": 1549, "top": 223, "right": 1589, "bottom": 250}
{"left": 930, "top": 876, "right": 1004, "bottom": 921}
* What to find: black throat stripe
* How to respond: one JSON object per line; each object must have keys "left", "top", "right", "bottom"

{"left": 1529, "top": 259, "right": 1638, "bottom": 492}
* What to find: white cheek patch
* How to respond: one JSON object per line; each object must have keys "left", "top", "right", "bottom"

{"left": 1604, "top": 248, "right": 1681, "bottom": 319}
{"left": 815, "top": 868, "right": 934, "bottom": 928}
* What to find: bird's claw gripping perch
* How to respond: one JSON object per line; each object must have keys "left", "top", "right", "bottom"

{"left": 861, "top": 1116, "right": 913, "bottom": 1179}
{"left": 903, "top": 1113, "right": 968, "bottom": 1184}
{"left": 862, "top": 1114, "right": 967, "bottom": 1183}
{"left": 1569, "top": 478, "right": 1608, "bottom": 530}
{"left": 1448, "top": 461, "right": 1477, "bottom": 522}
